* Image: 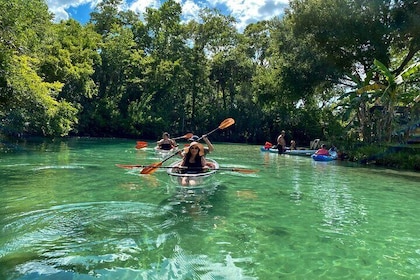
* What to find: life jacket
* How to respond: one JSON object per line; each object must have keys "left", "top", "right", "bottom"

{"left": 316, "top": 148, "right": 330, "bottom": 156}
{"left": 160, "top": 143, "right": 173, "bottom": 150}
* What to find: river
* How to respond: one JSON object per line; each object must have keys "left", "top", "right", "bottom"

{"left": 0, "top": 138, "right": 419, "bottom": 279}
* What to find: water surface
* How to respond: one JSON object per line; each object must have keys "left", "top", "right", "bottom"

{"left": 0, "top": 138, "right": 419, "bottom": 279}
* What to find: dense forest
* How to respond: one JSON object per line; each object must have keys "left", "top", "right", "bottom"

{"left": 1, "top": 0, "right": 419, "bottom": 147}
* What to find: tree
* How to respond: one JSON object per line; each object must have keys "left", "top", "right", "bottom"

{"left": 39, "top": 20, "right": 101, "bottom": 134}
{"left": 0, "top": 0, "right": 78, "bottom": 137}
{"left": 277, "top": 0, "right": 420, "bottom": 144}
{"left": 89, "top": 0, "right": 138, "bottom": 37}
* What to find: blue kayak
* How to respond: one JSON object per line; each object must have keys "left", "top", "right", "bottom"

{"left": 311, "top": 151, "right": 338, "bottom": 161}
{"left": 261, "top": 146, "right": 316, "bottom": 156}
{"left": 260, "top": 146, "right": 278, "bottom": 153}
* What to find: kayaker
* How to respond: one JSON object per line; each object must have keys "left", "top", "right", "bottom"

{"left": 179, "top": 142, "right": 208, "bottom": 186}
{"left": 314, "top": 144, "right": 330, "bottom": 156}
{"left": 157, "top": 132, "right": 177, "bottom": 150}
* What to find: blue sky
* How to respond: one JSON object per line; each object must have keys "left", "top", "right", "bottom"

{"left": 46, "top": 0, "right": 290, "bottom": 32}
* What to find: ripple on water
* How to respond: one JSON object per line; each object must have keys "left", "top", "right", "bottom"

{"left": 1, "top": 202, "right": 177, "bottom": 276}
{"left": 1, "top": 201, "right": 256, "bottom": 279}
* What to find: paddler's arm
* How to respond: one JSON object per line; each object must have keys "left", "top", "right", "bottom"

{"left": 202, "top": 135, "right": 214, "bottom": 153}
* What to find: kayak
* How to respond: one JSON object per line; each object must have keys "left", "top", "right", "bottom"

{"left": 261, "top": 146, "right": 316, "bottom": 156}
{"left": 285, "top": 149, "right": 317, "bottom": 156}
{"left": 260, "top": 146, "right": 287, "bottom": 153}
{"left": 311, "top": 151, "right": 338, "bottom": 161}
{"left": 166, "top": 158, "right": 219, "bottom": 187}
{"left": 154, "top": 146, "right": 179, "bottom": 158}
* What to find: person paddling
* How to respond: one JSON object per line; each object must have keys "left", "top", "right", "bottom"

{"left": 179, "top": 142, "right": 209, "bottom": 186}
{"left": 314, "top": 144, "right": 330, "bottom": 156}
{"left": 157, "top": 132, "right": 176, "bottom": 150}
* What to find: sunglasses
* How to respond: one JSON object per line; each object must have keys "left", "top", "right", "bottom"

{"left": 190, "top": 146, "right": 199, "bottom": 150}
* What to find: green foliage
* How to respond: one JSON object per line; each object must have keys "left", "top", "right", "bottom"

{"left": 349, "top": 144, "right": 420, "bottom": 171}
{"left": 4, "top": 55, "right": 78, "bottom": 136}
{"left": 0, "top": 0, "right": 81, "bottom": 137}
{"left": 0, "top": 0, "right": 53, "bottom": 54}
{"left": 1, "top": 0, "right": 419, "bottom": 164}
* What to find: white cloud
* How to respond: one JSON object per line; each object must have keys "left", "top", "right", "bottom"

{"left": 129, "top": 0, "right": 200, "bottom": 23}
{"left": 129, "top": 0, "right": 160, "bottom": 15}
{"left": 47, "top": 0, "right": 100, "bottom": 22}
{"left": 179, "top": 0, "right": 201, "bottom": 23}
{"left": 46, "top": 0, "right": 289, "bottom": 31}
{"left": 211, "top": 0, "right": 289, "bottom": 31}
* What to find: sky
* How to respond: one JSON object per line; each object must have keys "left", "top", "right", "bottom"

{"left": 46, "top": 0, "right": 290, "bottom": 32}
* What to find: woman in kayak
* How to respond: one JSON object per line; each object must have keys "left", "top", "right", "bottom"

{"left": 179, "top": 142, "right": 208, "bottom": 186}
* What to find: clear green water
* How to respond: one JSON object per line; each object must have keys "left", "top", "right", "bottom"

{"left": 0, "top": 138, "right": 419, "bottom": 279}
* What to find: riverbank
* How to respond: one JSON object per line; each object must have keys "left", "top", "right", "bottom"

{"left": 345, "top": 144, "right": 420, "bottom": 172}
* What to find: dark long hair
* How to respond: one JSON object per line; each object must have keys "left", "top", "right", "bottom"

{"left": 182, "top": 150, "right": 203, "bottom": 166}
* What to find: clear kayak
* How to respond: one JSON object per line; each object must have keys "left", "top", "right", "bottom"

{"left": 154, "top": 146, "right": 179, "bottom": 158}
{"left": 166, "top": 158, "right": 219, "bottom": 187}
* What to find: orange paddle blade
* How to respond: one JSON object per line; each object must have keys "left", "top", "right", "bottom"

{"left": 182, "top": 133, "right": 193, "bottom": 139}
{"left": 171, "top": 132, "right": 194, "bottom": 140}
{"left": 219, "top": 118, "right": 235, "bottom": 129}
{"left": 116, "top": 164, "right": 143, "bottom": 169}
{"left": 140, "top": 162, "right": 163, "bottom": 174}
{"left": 135, "top": 141, "right": 148, "bottom": 149}
{"left": 136, "top": 144, "right": 147, "bottom": 149}
{"left": 199, "top": 118, "right": 236, "bottom": 140}
{"left": 229, "top": 168, "right": 258, "bottom": 174}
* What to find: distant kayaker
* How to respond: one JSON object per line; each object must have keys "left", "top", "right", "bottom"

{"left": 314, "top": 144, "right": 330, "bottom": 156}
{"left": 157, "top": 132, "right": 176, "bottom": 150}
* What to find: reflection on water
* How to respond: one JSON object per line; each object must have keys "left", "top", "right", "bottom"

{"left": 1, "top": 138, "right": 419, "bottom": 279}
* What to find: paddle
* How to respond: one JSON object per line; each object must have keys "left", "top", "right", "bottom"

{"left": 137, "top": 133, "right": 192, "bottom": 150}
{"left": 116, "top": 164, "right": 257, "bottom": 174}
{"left": 172, "top": 133, "right": 194, "bottom": 140}
{"left": 135, "top": 141, "right": 148, "bottom": 149}
{"left": 139, "top": 118, "right": 235, "bottom": 175}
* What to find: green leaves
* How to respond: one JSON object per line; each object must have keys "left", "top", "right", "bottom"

{"left": 399, "top": 62, "right": 420, "bottom": 83}
{"left": 6, "top": 55, "right": 78, "bottom": 136}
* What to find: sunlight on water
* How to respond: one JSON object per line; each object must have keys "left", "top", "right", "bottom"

{"left": 1, "top": 138, "right": 419, "bottom": 279}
